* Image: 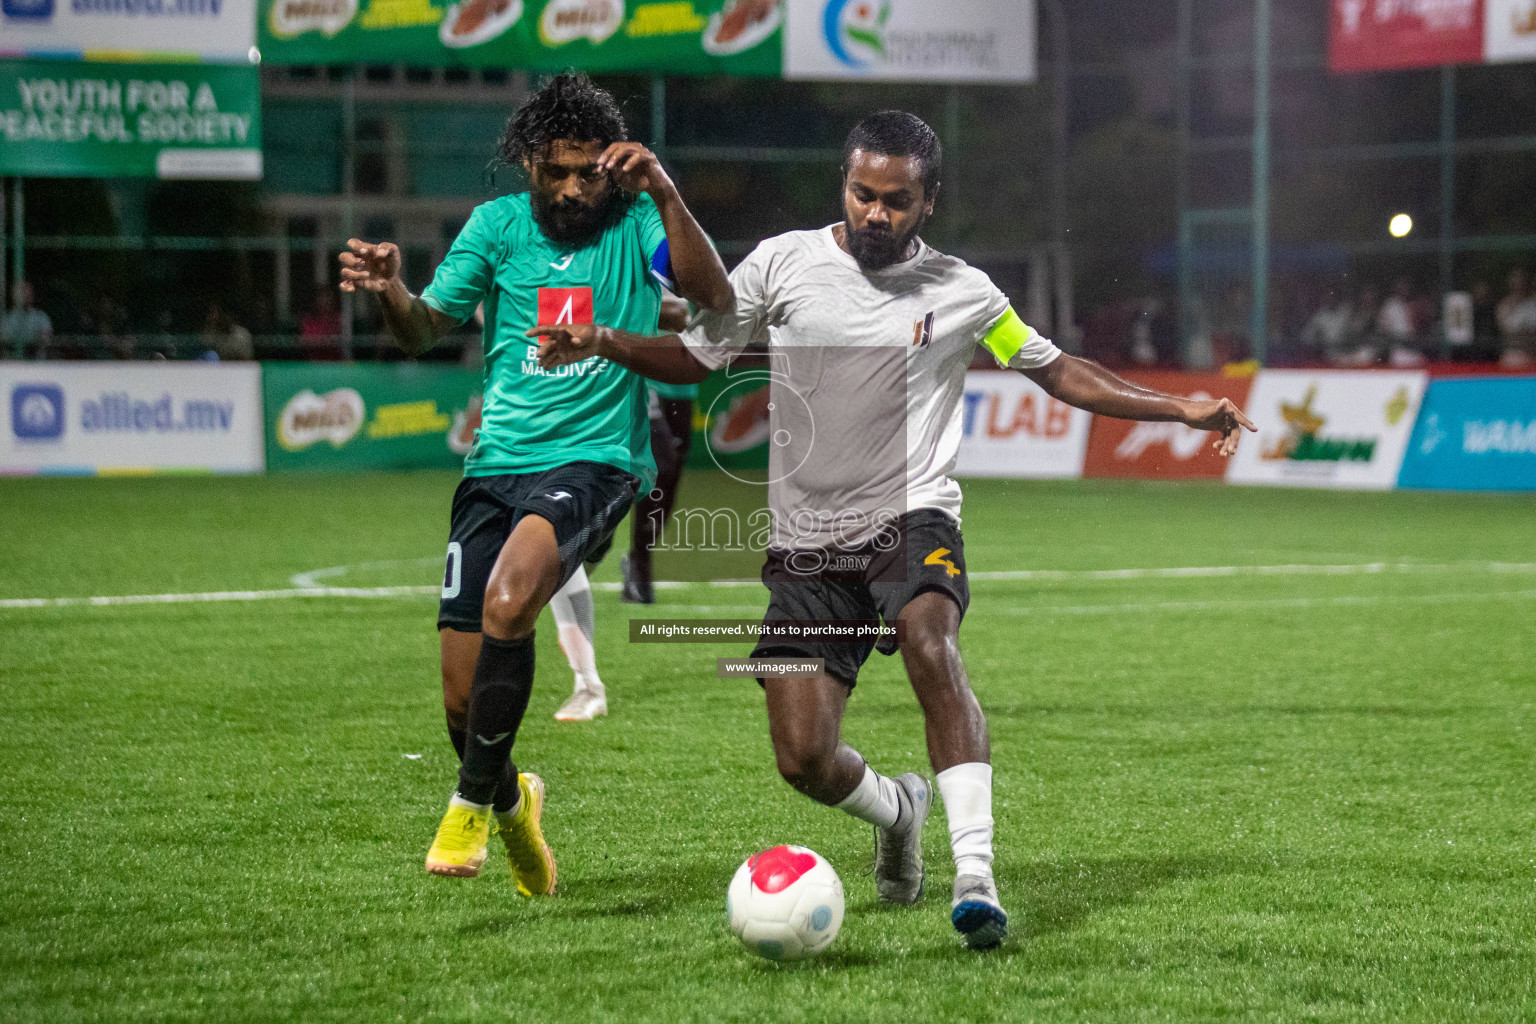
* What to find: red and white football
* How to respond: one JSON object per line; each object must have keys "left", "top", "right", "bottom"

{"left": 726, "top": 845, "right": 844, "bottom": 961}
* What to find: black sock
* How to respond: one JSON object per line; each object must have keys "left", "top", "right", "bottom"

{"left": 457, "top": 633, "right": 535, "bottom": 806}
{"left": 492, "top": 761, "right": 521, "bottom": 815}
{"left": 450, "top": 694, "right": 520, "bottom": 812}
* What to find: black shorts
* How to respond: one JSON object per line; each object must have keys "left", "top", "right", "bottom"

{"left": 437, "top": 461, "right": 639, "bottom": 632}
{"left": 750, "top": 509, "right": 971, "bottom": 687}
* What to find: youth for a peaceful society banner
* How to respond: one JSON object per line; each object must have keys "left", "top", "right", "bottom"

{"left": 263, "top": 362, "right": 482, "bottom": 473}
{"left": 0, "top": 60, "right": 262, "bottom": 179}
{"left": 259, "top": 0, "right": 1036, "bottom": 81}
{"left": 1398, "top": 376, "right": 1536, "bottom": 492}
{"left": 2, "top": 362, "right": 264, "bottom": 475}
{"left": 953, "top": 370, "right": 1091, "bottom": 480}
{"left": 1225, "top": 369, "right": 1427, "bottom": 491}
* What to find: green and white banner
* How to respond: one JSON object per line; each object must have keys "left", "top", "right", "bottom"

{"left": 263, "top": 362, "right": 482, "bottom": 473}
{"left": 257, "top": 0, "right": 1035, "bottom": 81}
{"left": 0, "top": 60, "right": 262, "bottom": 179}
{"left": 261, "top": 0, "right": 784, "bottom": 75}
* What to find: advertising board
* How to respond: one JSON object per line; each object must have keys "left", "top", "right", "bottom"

{"left": 0, "top": 0, "right": 256, "bottom": 62}
{"left": 1, "top": 362, "right": 264, "bottom": 475}
{"left": 952, "top": 370, "right": 1090, "bottom": 480}
{"left": 1330, "top": 0, "right": 1483, "bottom": 71}
{"left": 0, "top": 60, "right": 261, "bottom": 179}
{"left": 783, "top": 0, "right": 1035, "bottom": 82}
{"left": 263, "top": 362, "right": 482, "bottom": 473}
{"left": 257, "top": 0, "right": 1035, "bottom": 80}
{"left": 1398, "top": 376, "right": 1536, "bottom": 491}
{"left": 1225, "top": 369, "right": 1427, "bottom": 490}
{"left": 1083, "top": 371, "right": 1255, "bottom": 481}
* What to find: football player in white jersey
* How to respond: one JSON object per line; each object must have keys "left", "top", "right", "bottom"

{"left": 529, "top": 111, "right": 1254, "bottom": 949}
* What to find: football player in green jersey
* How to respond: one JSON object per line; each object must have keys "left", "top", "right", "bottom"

{"left": 339, "top": 72, "right": 731, "bottom": 891}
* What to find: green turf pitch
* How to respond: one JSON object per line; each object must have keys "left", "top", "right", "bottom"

{"left": 1, "top": 472, "right": 1533, "bottom": 1023}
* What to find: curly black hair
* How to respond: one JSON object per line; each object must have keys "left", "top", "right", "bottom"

{"left": 498, "top": 70, "right": 629, "bottom": 168}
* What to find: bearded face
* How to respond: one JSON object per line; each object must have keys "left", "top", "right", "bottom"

{"left": 843, "top": 206, "right": 928, "bottom": 270}
{"left": 530, "top": 182, "right": 629, "bottom": 247}
{"left": 525, "top": 138, "right": 633, "bottom": 248}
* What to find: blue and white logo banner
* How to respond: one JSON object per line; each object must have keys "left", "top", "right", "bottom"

{"left": 1399, "top": 376, "right": 1536, "bottom": 492}
{"left": 1, "top": 363, "right": 264, "bottom": 475}
{"left": 0, "top": 0, "right": 256, "bottom": 63}
{"left": 785, "top": 0, "right": 1036, "bottom": 82}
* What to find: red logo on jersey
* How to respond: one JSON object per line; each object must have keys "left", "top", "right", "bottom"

{"left": 537, "top": 287, "right": 594, "bottom": 333}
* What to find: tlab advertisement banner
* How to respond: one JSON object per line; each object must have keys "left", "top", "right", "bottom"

{"left": 1225, "top": 369, "right": 1428, "bottom": 490}
{"left": 953, "top": 370, "right": 1090, "bottom": 480}
{"left": 1082, "top": 371, "right": 1255, "bottom": 481}
{"left": 1398, "top": 376, "right": 1536, "bottom": 492}
{"left": 2, "top": 363, "right": 264, "bottom": 475}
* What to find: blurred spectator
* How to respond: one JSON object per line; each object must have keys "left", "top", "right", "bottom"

{"left": 1299, "top": 289, "right": 1353, "bottom": 363}
{"left": 1, "top": 282, "right": 53, "bottom": 359}
{"left": 1376, "top": 277, "right": 1425, "bottom": 366}
{"left": 300, "top": 291, "right": 344, "bottom": 361}
{"left": 1128, "top": 295, "right": 1179, "bottom": 368}
{"left": 1503, "top": 272, "right": 1536, "bottom": 368}
{"left": 1461, "top": 281, "right": 1502, "bottom": 363}
{"left": 1495, "top": 268, "right": 1528, "bottom": 340}
{"left": 84, "top": 295, "right": 135, "bottom": 360}
{"left": 144, "top": 310, "right": 179, "bottom": 361}
{"left": 201, "top": 302, "right": 254, "bottom": 361}
{"left": 1209, "top": 282, "right": 1252, "bottom": 366}
{"left": 1329, "top": 283, "right": 1381, "bottom": 366}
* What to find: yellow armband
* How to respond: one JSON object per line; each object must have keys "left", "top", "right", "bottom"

{"left": 979, "top": 306, "right": 1037, "bottom": 366}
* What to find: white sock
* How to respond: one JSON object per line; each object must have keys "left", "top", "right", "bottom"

{"left": 450, "top": 792, "right": 491, "bottom": 814}
{"left": 549, "top": 566, "right": 602, "bottom": 692}
{"left": 834, "top": 764, "right": 902, "bottom": 829}
{"left": 936, "top": 762, "right": 995, "bottom": 880}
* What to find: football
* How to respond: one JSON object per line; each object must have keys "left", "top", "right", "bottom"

{"left": 727, "top": 845, "right": 845, "bottom": 962}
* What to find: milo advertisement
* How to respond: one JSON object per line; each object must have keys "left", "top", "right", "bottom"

{"left": 260, "top": 0, "right": 785, "bottom": 75}
{"left": 263, "top": 362, "right": 482, "bottom": 473}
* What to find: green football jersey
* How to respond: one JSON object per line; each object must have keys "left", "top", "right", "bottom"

{"left": 422, "top": 191, "right": 671, "bottom": 489}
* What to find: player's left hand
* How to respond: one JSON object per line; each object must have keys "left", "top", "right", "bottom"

{"left": 528, "top": 322, "right": 609, "bottom": 368}
{"left": 598, "top": 142, "right": 674, "bottom": 197}
{"left": 1180, "top": 397, "right": 1257, "bottom": 456}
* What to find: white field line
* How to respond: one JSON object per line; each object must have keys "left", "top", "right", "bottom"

{"left": 288, "top": 556, "right": 444, "bottom": 589}
{"left": 977, "top": 589, "right": 1536, "bottom": 618}
{"left": 4, "top": 561, "right": 1534, "bottom": 613}
{"left": 0, "top": 586, "right": 437, "bottom": 609}
{"left": 968, "top": 561, "right": 1536, "bottom": 582}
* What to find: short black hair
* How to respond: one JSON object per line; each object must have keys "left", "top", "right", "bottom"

{"left": 843, "top": 110, "right": 942, "bottom": 196}
{"left": 498, "top": 70, "right": 628, "bottom": 167}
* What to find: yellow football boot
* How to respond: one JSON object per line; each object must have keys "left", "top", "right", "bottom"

{"left": 495, "top": 773, "right": 557, "bottom": 896}
{"left": 424, "top": 796, "right": 492, "bottom": 877}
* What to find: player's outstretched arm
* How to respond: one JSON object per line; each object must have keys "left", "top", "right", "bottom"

{"left": 599, "top": 142, "right": 733, "bottom": 314}
{"left": 338, "top": 239, "right": 459, "bottom": 357}
{"left": 527, "top": 322, "right": 711, "bottom": 386}
{"left": 1023, "top": 354, "right": 1257, "bottom": 456}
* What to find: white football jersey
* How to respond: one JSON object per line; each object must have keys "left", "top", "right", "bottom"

{"left": 682, "top": 225, "right": 1061, "bottom": 549}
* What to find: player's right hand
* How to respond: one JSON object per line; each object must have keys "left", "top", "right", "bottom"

{"left": 529, "top": 322, "right": 609, "bottom": 368}
{"left": 338, "top": 239, "right": 402, "bottom": 293}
